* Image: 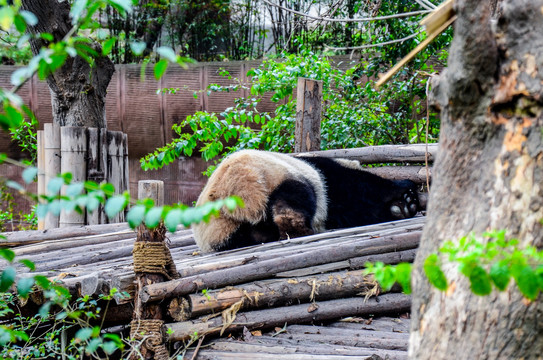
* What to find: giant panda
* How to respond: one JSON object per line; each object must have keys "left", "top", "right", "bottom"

{"left": 192, "top": 149, "right": 419, "bottom": 252}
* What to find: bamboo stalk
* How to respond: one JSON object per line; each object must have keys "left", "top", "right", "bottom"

{"left": 166, "top": 293, "right": 411, "bottom": 341}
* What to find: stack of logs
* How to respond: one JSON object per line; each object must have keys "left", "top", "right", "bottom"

{"left": 2, "top": 143, "right": 435, "bottom": 359}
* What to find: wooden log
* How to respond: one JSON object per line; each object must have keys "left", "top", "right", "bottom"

{"left": 293, "top": 143, "right": 438, "bottom": 164}
{"left": 329, "top": 316, "right": 411, "bottom": 333}
{"left": 1, "top": 222, "right": 131, "bottom": 247}
{"left": 285, "top": 324, "right": 409, "bottom": 339}
{"left": 36, "top": 129, "right": 45, "bottom": 230}
{"left": 193, "top": 339, "right": 408, "bottom": 360}
{"left": 348, "top": 248, "right": 417, "bottom": 269}
{"left": 60, "top": 126, "right": 87, "bottom": 227}
{"left": 165, "top": 293, "right": 411, "bottom": 341}
{"left": 272, "top": 331, "right": 408, "bottom": 351}
{"left": 107, "top": 131, "right": 125, "bottom": 223}
{"left": 44, "top": 123, "right": 61, "bottom": 229}
{"left": 276, "top": 248, "right": 417, "bottom": 277}
{"left": 142, "top": 232, "right": 421, "bottom": 303}
{"left": 363, "top": 165, "right": 432, "bottom": 185}
{"left": 295, "top": 78, "right": 322, "bottom": 153}
{"left": 176, "top": 217, "right": 425, "bottom": 278}
{"left": 183, "top": 352, "right": 397, "bottom": 360}
{"left": 170, "top": 270, "right": 383, "bottom": 321}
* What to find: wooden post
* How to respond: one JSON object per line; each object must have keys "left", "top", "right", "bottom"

{"left": 130, "top": 180, "right": 173, "bottom": 360}
{"left": 59, "top": 126, "right": 87, "bottom": 228}
{"left": 44, "top": 123, "right": 61, "bottom": 229}
{"left": 36, "top": 130, "right": 45, "bottom": 230}
{"left": 295, "top": 78, "right": 322, "bottom": 153}
{"left": 107, "top": 131, "right": 125, "bottom": 223}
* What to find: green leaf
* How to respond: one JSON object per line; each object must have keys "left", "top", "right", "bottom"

{"left": 75, "top": 327, "right": 93, "bottom": 342}
{"left": 66, "top": 182, "right": 85, "bottom": 197}
{"left": 0, "top": 6, "right": 15, "bottom": 31}
{"left": 100, "top": 182, "right": 115, "bottom": 195}
{"left": 17, "top": 277, "right": 35, "bottom": 298}
{"left": 395, "top": 263, "right": 412, "bottom": 294}
{"left": 34, "top": 275, "right": 51, "bottom": 290}
{"left": 104, "top": 195, "right": 127, "bottom": 218}
{"left": 108, "top": 0, "right": 133, "bottom": 14}
{"left": 164, "top": 208, "right": 183, "bottom": 232}
{"left": 102, "top": 37, "right": 117, "bottom": 55}
{"left": 6, "top": 180, "right": 24, "bottom": 192}
{"left": 423, "top": 254, "right": 448, "bottom": 291}
{"left": 489, "top": 261, "right": 510, "bottom": 291}
{"left": 157, "top": 46, "right": 177, "bottom": 62}
{"left": 469, "top": 266, "right": 492, "bottom": 296}
{"left": 514, "top": 265, "right": 539, "bottom": 300}
{"left": 224, "top": 197, "right": 239, "bottom": 212}
{"left": 144, "top": 206, "right": 163, "bottom": 228}
{"left": 0, "top": 249, "right": 15, "bottom": 262}
{"left": 130, "top": 41, "right": 146, "bottom": 56}
{"left": 126, "top": 205, "right": 145, "bottom": 228}
{"left": 47, "top": 177, "right": 64, "bottom": 195}
{"left": 154, "top": 59, "right": 168, "bottom": 80}
{"left": 19, "top": 259, "right": 35, "bottom": 271}
{"left": 375, "top": 265, "right": 396, "bottom": 292}
{"left": 0, "top": 266, "right": 16, "bottom": 292}
{"left": 22, "top": 166, "right": 38, "bottom": 184}
{"left": 103, "top": 340, "right": 120, "bottom": 355}
{"left": 70, "top": 0, "right": 88, "bottom": 24}
{"left": 0, "top": 153, "right": 6, "bottom": 164}
{"left": 19, "top": 10, "right": 38, "bottom": 26}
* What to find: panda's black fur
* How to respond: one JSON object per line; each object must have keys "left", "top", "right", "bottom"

{"left": 193, "top": 150, "right": 419, "bottom": 252}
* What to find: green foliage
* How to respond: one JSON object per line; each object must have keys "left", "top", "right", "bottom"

{"left": 0, "top": 180, "right": 37, "bottom": 232}
{"left": 142, "top": 47, "right": 440, "bottom": 174}
{"left": 366, "top": 231, "right": 543, "bottom": 300}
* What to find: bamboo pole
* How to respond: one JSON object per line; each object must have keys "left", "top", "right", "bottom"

{"left": 59, "top": 126, "right": 87, "bottom": 227}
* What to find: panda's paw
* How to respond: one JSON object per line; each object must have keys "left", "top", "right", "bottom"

{"left": 390, "top": 188, "right": 419, "bottom": 219}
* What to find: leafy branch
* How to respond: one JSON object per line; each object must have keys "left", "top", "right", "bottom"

{"left": 365, "top": 231, "right": 543, "bottom": 301}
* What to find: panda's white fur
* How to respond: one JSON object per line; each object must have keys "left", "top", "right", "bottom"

{"left": 193, "top": 150, "right": 327, "bottom": 252}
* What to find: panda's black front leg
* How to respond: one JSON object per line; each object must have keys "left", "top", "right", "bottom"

{"left": 389, "top": 181, "right": 420, "bottom": 220}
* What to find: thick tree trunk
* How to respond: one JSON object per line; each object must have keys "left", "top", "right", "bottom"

{"left": 21, "top": 0, "right": 114, "bottom": 128}
{"left": 410, "top": 1, "right": 543, "bottom": 359}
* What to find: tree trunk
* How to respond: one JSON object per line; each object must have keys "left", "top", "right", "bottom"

{"left": 410, "top": 1, "right": 543, "bottom": 359}
{"left": 21, "top": 0, "right": 114, "bottom": 128}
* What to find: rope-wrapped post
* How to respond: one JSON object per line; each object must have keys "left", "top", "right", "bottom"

{"left": 130, "top": 180, "right": 178, "bottom": 360}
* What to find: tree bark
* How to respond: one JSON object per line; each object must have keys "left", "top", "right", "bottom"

{"left": 21, "top": 0, "right": 114, "bottom": 128}
{"left": 410, "top": 1, "right": 543, "bottom": 359}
